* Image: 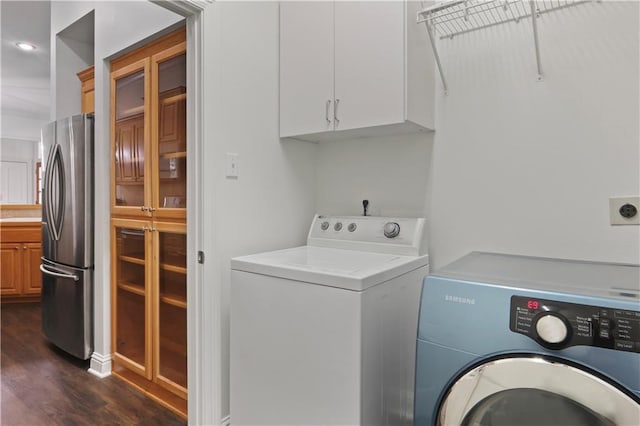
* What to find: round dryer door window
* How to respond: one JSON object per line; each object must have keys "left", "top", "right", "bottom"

{"left": 438, "top": 357, "right": 640, "bottom": 426}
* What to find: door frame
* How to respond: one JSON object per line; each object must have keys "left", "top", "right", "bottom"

{"left": 148, "top": 1, "right": 217, "bottom": 424}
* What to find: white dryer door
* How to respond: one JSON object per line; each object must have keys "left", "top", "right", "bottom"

{"left": 438, "top": 357, "right": 640, "bottom": 426}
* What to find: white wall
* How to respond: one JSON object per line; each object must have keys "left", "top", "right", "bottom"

{"left": 429, "top": 1, "right": 640, "bottom": 269}
{"left": 0, "top": 115, "right": 48, "bottom": 141}
{"left": 202, "top": 2, "right": 318, "bottom": 418}
{"left": 316, "top": 132, "right": 433, "bottom": 218}
{"left": 51, "top": 0, "right": 183, "bottom": 374}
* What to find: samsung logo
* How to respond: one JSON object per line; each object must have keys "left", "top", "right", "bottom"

{"left": 445, "top": 295, "right": 476, "bottom": 305}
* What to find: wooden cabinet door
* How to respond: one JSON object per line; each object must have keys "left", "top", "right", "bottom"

{"left": 152, "top": 47, "right": 187, "bottom": 220}
{"left": 22, "top": 243, "right": 42, "bottom": 295}
{"left": 115, "top": 117, "right": 139, "bottom": 183}
{"left": 111, "top": 218, "right": 153, "bottom": 379}
{"left": 279, "top": 1, "right": 335, "bottom": 138}
{"left": 77, "top": 66, "right": 95, "bottom": 114}
{"left": 334, "top": 1, "right": 405, "bottom": 132}
{"left": 0, "top": 243, "right": 22, "bottom": 296}
{"left": 153, "top": 221, "right": 187, "bottom": 398}
{"left": 111, "top": 58, "right": 150, "bottom": 217}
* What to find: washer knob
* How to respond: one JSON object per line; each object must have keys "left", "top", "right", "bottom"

{"left": 334, "top": 222, "right": 343, "bottom": 231}
{"left": 535, "top": 314, "right": 568, "bottom": 344}
{"left": 321, "top": 221, "right": 330, "bottom": 231}
{"left": 383, "top": 222, "right": 400, "bottom": 238}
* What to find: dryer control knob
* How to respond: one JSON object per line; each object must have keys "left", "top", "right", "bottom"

{"left": 383, "top": 222, "right": 400, "bottom": 238}
{"left": 535, "top": 314, "right": 568, "bottom": 344}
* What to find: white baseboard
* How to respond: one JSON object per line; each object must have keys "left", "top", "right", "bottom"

{"left": 221, "top": 415, "right": 230, "bottom": 426}
{"left": 87, "top": 352, "right": 112, "bottom": 378}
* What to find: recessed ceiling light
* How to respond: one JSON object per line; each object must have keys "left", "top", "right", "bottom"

{"left": 16, "top": 42, "right": 37, "bottom": 51}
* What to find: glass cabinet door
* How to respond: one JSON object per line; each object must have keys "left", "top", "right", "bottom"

{"left": 112, "top": 219, "right": 152, "bottom": 379}
{"left": 111, "top": 58, "right": 150, "bottom": 217}
{"left": 154, "top": 222, "right": 187, "bottom": 398}
{"left": 152, "top": 45, "right": 187, "bottom": 219}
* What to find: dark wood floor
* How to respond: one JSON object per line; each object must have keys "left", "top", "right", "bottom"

{"left": 1, "top": 303, "right": 186, "bottom": 425}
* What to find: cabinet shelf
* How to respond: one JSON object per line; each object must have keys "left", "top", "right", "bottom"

{"left": 118, "top": 282, "right": 145, "bottom": 296}
{"left": 160, "top": 263, "right": 187, "bottom": 274}
{"left": 160, "top": 151, "right": 187, "bottom": 159}
{"left": 119, "top": 255, "right": 145, "bottom": 266}
{"left": 160, "top": 294, "right": 187, "bottom": 309}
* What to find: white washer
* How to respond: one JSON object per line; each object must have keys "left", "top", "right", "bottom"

{"left": 230, "top": 215, "right": 429, "bottom": 426}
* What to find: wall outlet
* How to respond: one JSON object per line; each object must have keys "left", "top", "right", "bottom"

{"left": 609, "top": 196, "right": 640, "bottom": 225}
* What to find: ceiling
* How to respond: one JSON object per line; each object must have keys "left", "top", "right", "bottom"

{"left": 1, "top": 1, "right": 51, "bottom": 123}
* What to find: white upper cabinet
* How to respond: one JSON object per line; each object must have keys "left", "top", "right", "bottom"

{"left": 280, "top": 1, "right": 435, "bottom": 142}
{"left": 280, "top": 2, "right": 335, "bottom": 138}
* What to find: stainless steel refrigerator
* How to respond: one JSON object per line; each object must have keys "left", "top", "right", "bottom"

{"left": 41, "top": 114, "right": 94, "bottom": 360}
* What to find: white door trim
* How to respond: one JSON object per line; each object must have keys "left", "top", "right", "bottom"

{"left": 149, "top": 1, "right": 218, "bottom": 425}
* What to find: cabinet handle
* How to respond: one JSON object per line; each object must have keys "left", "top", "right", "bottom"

{"left": 23, "top": 246, "right": 27, "bottom": 250}
{"left": 14, "top": 246, "right": 19, "bottom": 250}
{"left": 148, "top": 207, "right": 156, "bottom": 212}
{"left": 325, "top": 100, "right": 332, "bottom": 124}
{"left": 334, "top": 99, "right": 340, "bottom": 125}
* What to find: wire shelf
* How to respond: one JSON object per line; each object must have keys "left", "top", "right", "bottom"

{"left": 417, "top": 0, "right": 598, "bottom": 93}
{"left": 418, "top": 0, "right": 592, "bottom": 40}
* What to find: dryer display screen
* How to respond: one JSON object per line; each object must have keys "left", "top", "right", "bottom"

{"left": 510, "top": 296, "right": 640, "bottom": 353}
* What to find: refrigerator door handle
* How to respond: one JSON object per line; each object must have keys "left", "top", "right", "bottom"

{"left": 40, "top": 264, "right": 79, "bottom": 281}
{"left": 45, "top": 143, "right": 65, "bottom": 241}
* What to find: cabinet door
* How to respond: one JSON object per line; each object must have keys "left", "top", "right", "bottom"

{"left": 334, "top": 2, "right": 405, "bottom": 132}
{"left": 153, "top": 221, "right": 187, "bottom": 398}
{"left": 0, "top": 243, "right": 22, "bottom": 295}
{"left": 22, "top": 243, "right": 43, "bottom": 295}
{"left": 151, "top": 45, "right": 187, "bottom": 220}
{"left": 111, "top": 219, "right": 153, "bottom": 379}
{"left": 115, "top": 116, "right": 141, "bottom": 183}
{"left": 111, "top": 58, "right": 151, "bottom": 217}
{"left": 280, "top": 2, "right": 335, "bottom": 138}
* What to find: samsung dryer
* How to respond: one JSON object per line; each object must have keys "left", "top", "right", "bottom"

{"left": 415, "top": 252, "right": 640, "bottom": 425}
{"left": 230, "top": 215, "right": 429, "bottom": 425}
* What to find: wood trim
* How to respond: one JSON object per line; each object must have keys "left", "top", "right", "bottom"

{"left": 76, "top": 65, "right": 95, "bottom": 82}
{"left": 0, "top": 205, "right": 41, "bottom": 211}
{"left": 113, "top": 366, "right": 187, "bottom": 419}
{"left": 111, "top": 27, "right": 186, "bottom": 73}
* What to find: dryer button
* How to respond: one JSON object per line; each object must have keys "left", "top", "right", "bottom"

{"left": 536, "top": 314, "right": 568, "bottom": 344}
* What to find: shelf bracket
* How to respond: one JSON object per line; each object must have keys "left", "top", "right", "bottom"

{"left": 422, "top": 18, "right": 449, "bottom": 95}
{"left": 529, "top": 1, "right": 544, "bottom": 82}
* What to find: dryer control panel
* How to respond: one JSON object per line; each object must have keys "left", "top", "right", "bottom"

{"left": 510, "top": 296, "right": 640, "bottom": 353}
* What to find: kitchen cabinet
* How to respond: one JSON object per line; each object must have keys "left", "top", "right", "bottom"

{"left": 110, "top": 27, "right": 187, "bottom": 419}
{"left": 280, "top": 1, "right": 435, "bottom": 142}
{"left": 111, "top": 39, "right": 187, "bottom": 220}
{"left": 1, "top": 221, "right": 42, "bottom": 302}
{"left": 115, "top": 113, "right": 145, "bottom": 185}
{"left": 111, "top": 218, "right": 187, "bottom": 416}
{"left": 77, "top": 66, "right": 95, "bottom": 114}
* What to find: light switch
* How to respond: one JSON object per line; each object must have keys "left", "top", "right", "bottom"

{"left": 226, "top": 153, "right": 239, "bottom": 178}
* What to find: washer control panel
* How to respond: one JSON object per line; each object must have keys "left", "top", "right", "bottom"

{"left": 307, "top": 215, "right": 428, "bottom": 256}
{"left": 510, "top": 296, "right": 640, "bottom": 353}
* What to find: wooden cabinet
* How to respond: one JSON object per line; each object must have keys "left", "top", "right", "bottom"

{"left": 110, "top": 27, "right": 187, "bottom": 419}
{"left": 111, "top": 39, "right": 187, "bottom": 220}
{"left": 1, "top": 222, "right": 42, "bottom": 302}
{"left": 111, "top": 218, "right": 187, "bottom": 415}
{"left": 115, "top": 113, "right": 145, "bottom": 184}
{"left": 280, "top": 1, "right": 435, "bottom": 141}
{"left": 77, "top": 66, "right": 95, "bottom": 114}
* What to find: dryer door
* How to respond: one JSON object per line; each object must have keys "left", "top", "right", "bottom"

{"left": 438, "top": 357, "right": 639, "bottom": 426}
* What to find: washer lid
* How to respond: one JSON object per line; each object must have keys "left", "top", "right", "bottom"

{"left": 231, "top": 245, "right": 429, "bottom": 291}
